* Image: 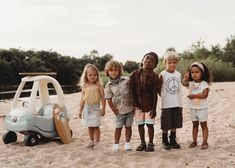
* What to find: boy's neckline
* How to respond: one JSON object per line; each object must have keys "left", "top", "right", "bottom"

{"left": 166, "top": 69, "right": 176, "bottom": 73}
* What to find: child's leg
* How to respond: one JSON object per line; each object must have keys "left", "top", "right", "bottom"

{"left": 124, "top": 126, "right": 132, "bottom": 151}
{"left": 88, "top": 127, "right": 94, "bottom": 141}
{"left": 115, "top": 128, "right": 122, "bottom": 144}
{"left": 145, "top": 124, "right": 155, "bottom": 152}
{"left": 200, "top": 121, "right": 208, "bottom": 145}
{"left": 125, "top": 127, "right": 132, "bottom": 143}
{"left": 136, "top": 124, "right": 147, "bottom": 151}
{"left": 138, "top": 124, "right": 145, "bottom": 143}
{"left": 162, "top": 130, "right": 171, "bottom": 150}
{"left": 169, "top": 128, "right": 180, "bottom": 149}
{"left": 86, "top": 127, "right": 95, "bottom": 148}
{"left": 192, "top": 121, "right": 199, "bottom": 143}
{"left": 94, "top": 127, "right": 100, "bottom": 143}
{"left": 146, "top": 124, "right": 154, "bottom": 144}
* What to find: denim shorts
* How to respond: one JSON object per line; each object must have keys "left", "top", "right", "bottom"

{"left": 190, "top": 108, "right": 208, "bottom": 122}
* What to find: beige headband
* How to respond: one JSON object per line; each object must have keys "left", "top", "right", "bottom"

{"left": 190, "top": 62, "right": 204, "bottom": 72}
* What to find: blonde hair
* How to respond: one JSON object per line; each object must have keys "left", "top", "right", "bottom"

{"left": 105, "top": 60, "right": 122, "bottom": 77}
{"left": 80, "top": 64, "right": 102, "bottom": 87}
{"left": 163, "top": 51, "right": 179, "bottom": 63}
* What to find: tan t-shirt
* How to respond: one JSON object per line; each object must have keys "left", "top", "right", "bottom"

{"left": 83, "top": 85, "right": 101, "bottom": 105}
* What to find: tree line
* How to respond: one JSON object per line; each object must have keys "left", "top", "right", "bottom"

{"left": 0, "top": 36, "right": 235, "bottom": 89}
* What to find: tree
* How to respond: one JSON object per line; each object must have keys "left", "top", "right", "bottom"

{"left": 166, "top": 47, "right": 176, "bottom": 52}
{"left": 123, "top": 61, "right": 139, "bottom": 73}
{"left": 223, "top": 35, "right": 235, "bottom": 65}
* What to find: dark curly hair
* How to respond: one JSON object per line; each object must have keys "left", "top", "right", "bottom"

{"left": 141, "top": 52, "right": 159, "bottom": 68}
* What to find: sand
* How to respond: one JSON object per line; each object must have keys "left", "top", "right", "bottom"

{"left": 0, "top": 82, "right": 234, "bottom": 168}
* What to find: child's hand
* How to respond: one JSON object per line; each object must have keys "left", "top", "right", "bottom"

{"left": 78, "top": 111, "right": 82, "bottom": 119}
{"left": 183, "top": 71, "right": 189, "bottom": 80}
{"left": 114, "top": 109, "right": 119, "bottom": 116}
{"left": 150, "top": 110, "right": 156, "bottom": 119}
{"left": 101, "top": 109, "right": 105, "bottom": 117}
{"left": 135, "top": 107, "right": 141, "bottom": 111}
{"left": 187, "top": 94, "right": 195, "bottom": 99}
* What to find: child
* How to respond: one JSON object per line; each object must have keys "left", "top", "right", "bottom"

{"left": 104, "top": 60, "right": 135, "bottom": 151}
{"left": 160, "top": 51, "right": 183, "bottom": 150}
{"left": 130, "top": 52, "right": 161, "bottom": 152}
{"left": 78, "top": 64, "right": 106, "bottom": 148}
{"left": 182, "top": 62, "right": 211, "bottom": 149}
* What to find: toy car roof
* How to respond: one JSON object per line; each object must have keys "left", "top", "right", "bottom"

{"left": 19, "top": 72, "right": 57, "bottom": 76}
{"left": 19, "top": 72, "right": 58, "bottom": 82}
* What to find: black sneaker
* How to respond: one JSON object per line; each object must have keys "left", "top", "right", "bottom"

{"left": 162, "top": 142, "right": 171, "bottom": 150}
{"left": 169, "top": 135, "right": 181, "bottom": 149}
{"left": 170, "top": 141, "right": 181, "bottom": 149}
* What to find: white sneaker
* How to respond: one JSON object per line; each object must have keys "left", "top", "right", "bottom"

{"left": 124, "top": 143, "right": 132, "bottom": 151}
{"left": 86, "top": 140, "right": 94, "bottom": 148}
{"left": 93, "top": 142, "right": 100, "bottom": 149}
{"left": 112, "top": 144, "right": 120, "bottom": 151}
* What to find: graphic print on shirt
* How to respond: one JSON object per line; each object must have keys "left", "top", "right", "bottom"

{"left": 190, "top": 82, "right": 201, "bottom": 106}
{"left": 165, "top": 76, "right": 180, "bottom": 95}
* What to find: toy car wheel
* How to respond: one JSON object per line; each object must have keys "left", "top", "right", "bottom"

{"left": 24, "top": 133, "right": 39, "bottom": 146}
{"left": 2, "top": 131, "right": 17, "bottom": 144}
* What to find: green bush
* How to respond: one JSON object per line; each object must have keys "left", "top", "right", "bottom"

{"left": 156, "top": 57, "right": 235, "bottom": 82}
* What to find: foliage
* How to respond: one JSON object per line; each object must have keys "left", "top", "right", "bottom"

{"left": 123, "top": 61, "right": 140, "bottom": 73}
{"left": 0, "top": 49, "right": 113, "bottom": 87}
{"left": 0, "top": 36, "right": 235, "bottom": 89}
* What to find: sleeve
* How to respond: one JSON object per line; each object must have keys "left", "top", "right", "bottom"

{"left": 155, "top": 73, "right": 162, "bottom": 94}
{"left": 129, "top": 71, "right": 139, "bottom": 107}
{"left": 104, "top": 85, "right": 113, "bottom": 99}
{"left": 151, "top": 74, "right": 159, "bottom": 112}
{"left": 202, "top": 81, "right": 209, "bottom": 90}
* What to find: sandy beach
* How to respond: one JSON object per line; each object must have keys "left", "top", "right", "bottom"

{"left": 0, "top": 82, "right": 234, "bottom": 168}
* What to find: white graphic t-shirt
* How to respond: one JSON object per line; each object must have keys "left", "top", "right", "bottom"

{"left": 160, "top": 70, "right": 182, "bottom": 108}
{"left": 188, "top": 81, "right": 209, "bottom": 109}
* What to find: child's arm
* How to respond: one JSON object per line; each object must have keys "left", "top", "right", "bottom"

{"left": 78, "top": 89, "right": 85, "bottom": 119}
{"left": 158, "top": 74, "right": 163, "bottom": 96}
{"left": 188, "top": 88, "right": 209, "bottom": 99}
{"left": 107, "top": 99, "right": 119, "bottom": 115}
{"left": 150, "top": 75, "right": 159, "bottom": 119}
{"left": 182, "top": 72, "right": 189, "bottom": 87}
{"left": 99, "top": 85, "right": 106, "bottom": 116}
{"left": 129, "top": 71, "right": 140, "bottom": 108}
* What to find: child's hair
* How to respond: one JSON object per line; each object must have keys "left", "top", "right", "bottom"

{"left": 188, "top": 62, "right": 212, "bottom": 84}
{"left": 105, "top": 60, "right": 123, "bottom": 77}
{"left": 80, "top": 63, "right": 102, "bottom": 87}
{"left": 141, "top": 52, "right": 159, "bottom": 68}
{"left": 163, "top": 51, "right": 179, "bottom": 63}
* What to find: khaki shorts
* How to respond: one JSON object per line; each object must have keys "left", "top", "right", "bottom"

{"left": 135, "top": 109, "right": 155, "bottom": 125}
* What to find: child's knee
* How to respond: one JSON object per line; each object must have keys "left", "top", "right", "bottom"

{"left": 193, "top": 121, "right": 199, "bottom": 128}
{"left": 146, "top": 124, "right": 154, "bottom": 128}
{"left": 200, "top": 122, "right": 208, "bottom": 129}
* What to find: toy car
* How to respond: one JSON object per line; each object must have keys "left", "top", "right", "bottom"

{"left": 2, "top": 73, "right": 72, "bottom": 146}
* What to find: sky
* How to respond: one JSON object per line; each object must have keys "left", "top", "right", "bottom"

{"left": 0, "top": 0, "right": 234, "bottom": 62}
